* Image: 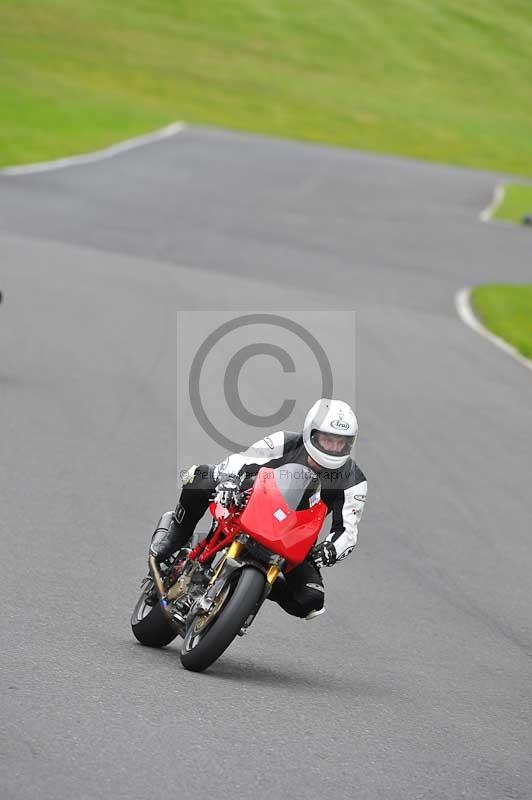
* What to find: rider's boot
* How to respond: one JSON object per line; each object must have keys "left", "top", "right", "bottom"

{"left": 149, "top": 509, "right": 190, "bottom": 563}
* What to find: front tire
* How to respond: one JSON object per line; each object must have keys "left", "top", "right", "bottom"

{"left": 131, "top": 580, "right": 178, "bottom": 648}
{"left": 180, "top": 566, "right": 265, "bottom": 672}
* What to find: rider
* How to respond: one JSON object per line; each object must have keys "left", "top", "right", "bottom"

{"left": 150, "top": 399, "right": 367, "bottom": 620}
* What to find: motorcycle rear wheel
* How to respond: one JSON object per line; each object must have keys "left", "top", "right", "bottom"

{"left": 180, "top": 566, "right": 265, "bottom": 672}
{"left": 131, "top": 580, "right": 178, "bottom": 648}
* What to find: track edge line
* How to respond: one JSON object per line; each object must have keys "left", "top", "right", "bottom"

{"left": 0, "top": 121, "right": 186, "bottom": 176}
{"left": 479, "top": 184, "right": 506, "bottom": 223}
{"left": 454, "top": 287, "right": 532, "bottom": 373}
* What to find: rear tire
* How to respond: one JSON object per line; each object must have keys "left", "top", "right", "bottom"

{"left": 180, "top": 567, "right": 265, "bottom": 672}
{"left": 131, "top": 581, "right": 178, "bottom": 648}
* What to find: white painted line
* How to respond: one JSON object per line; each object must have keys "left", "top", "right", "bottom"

{"left": 455, "top": 287, "right": 532, "bottom": 373}
{"left": 0, "top": 121, "right": 185, "bottom": 176}
{"left": 479, "top": 184, "right": 505, "bottom": 223}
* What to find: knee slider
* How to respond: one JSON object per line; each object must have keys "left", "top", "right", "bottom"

{"left": 181, "top": 464, "right": 214, "bottom": 487}
{"left": 180, "top": 465, "right": 198, "bottom": 485}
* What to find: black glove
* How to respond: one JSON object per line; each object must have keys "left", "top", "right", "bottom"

{"left": 214, "top": 477, "right": 242, "bottom": 508}
{"left": 310, "top": 541, "right": 337, "bottom": 568}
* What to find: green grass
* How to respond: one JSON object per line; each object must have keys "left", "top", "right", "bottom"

{"left": 494, "top": 184, "right": 532, "bottom": 223}
{"left": 471, "top": 285, "right": 532, "bottom": 359}
{"left": 2, "top": 1, "right": 532, "bottom": 171}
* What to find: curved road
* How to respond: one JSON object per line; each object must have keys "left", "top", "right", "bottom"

{"left": 1, "top": 127, "right": 531, "bottom": 799}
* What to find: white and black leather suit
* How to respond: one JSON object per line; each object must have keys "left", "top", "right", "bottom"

{"left": 153, "top": 431, "right": 368, "bottom": 618}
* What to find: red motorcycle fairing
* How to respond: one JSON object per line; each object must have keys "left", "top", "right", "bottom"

{"left": 237, "top": 467, "right": 327, "bottom": 570}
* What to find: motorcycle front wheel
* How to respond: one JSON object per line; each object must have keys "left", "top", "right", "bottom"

{"left": 180, "top": 566, "right": 265, "bottom": 672}
{"left": 131, "top": 579, "right": 178, "bottom": 648}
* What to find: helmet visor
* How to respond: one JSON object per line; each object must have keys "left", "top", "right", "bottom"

{"left": 310, "top": 429, "right": 355, "bottom": 458}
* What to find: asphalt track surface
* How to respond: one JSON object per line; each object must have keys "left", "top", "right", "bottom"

{"left": 1, "top": 127, "right": 531, "bottom": 800}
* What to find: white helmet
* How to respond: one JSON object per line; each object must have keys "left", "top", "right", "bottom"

{"left": 303, "top": 399, "right": 358, "bottom": 470}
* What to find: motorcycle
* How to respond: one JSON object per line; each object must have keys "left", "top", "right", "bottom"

{"left": 131, "top": 463, "right": 327, "bottom": 672}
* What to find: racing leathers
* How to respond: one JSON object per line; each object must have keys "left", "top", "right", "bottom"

{"left": 150, "top": 431, "right": 368, "bottom": 619}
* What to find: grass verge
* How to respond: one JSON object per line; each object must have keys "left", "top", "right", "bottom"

{"left": 493, "top": 185, "right": 532, "bottom": 224}
{"left": 471, "top": 285, "right": 532, "bottom": 360}
{"left": 2, "top": 1, "right": 532, "bottom": 171}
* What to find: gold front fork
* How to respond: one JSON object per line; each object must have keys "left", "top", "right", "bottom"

{"left": 208, "top": 539, "right": 245, "bottom": 585}
{"left": 266, "top": 565, "right": 281, "bottom": 585}
{"left": 209, "top": 540, "right": 281, "bottom": 588}
{"left": 227, "top": 540, "right": 245, "bottom": 559}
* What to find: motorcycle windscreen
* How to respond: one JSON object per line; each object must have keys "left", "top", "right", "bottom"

{"left": 274, "top": 464, "right": 321, "bottom": 510}
{"left": 239, "top": 464, "right": 327, "bottom": 565}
